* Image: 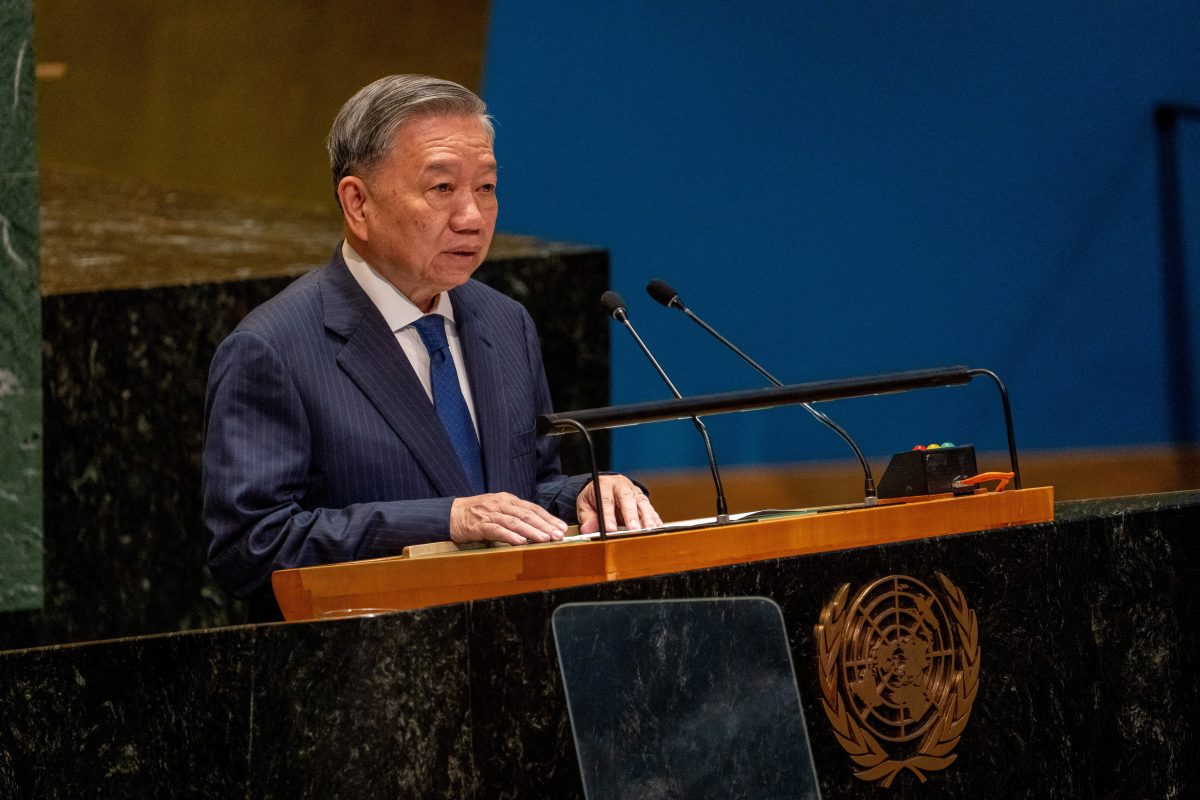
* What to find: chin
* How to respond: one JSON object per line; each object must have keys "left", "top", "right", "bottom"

{"left": 430, "top": 271, "right": 476, "bottom": 294}
{"left": 449, "top": 261, "right": 485, "bottom": 282}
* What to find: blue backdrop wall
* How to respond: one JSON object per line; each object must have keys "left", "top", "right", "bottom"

{"left": 482, "top": 2, "right": 1200, "bottom": 472}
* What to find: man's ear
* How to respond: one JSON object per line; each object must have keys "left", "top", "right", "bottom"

{"left": 337, "top": 176, "right": 370, "bottom": 241}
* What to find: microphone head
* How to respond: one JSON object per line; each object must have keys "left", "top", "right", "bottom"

{"left": 646, "top": 278, "right": 682, "bottom": 309}
{"left": 600, "top": 290, "right": 628, "bottom": 319}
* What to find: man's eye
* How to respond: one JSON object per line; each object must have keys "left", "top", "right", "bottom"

{"left": 479, "top": 183, "right": 496, "bottom": 194}
{"left": 434, "top": 183, "right": 452, "bottom": 193}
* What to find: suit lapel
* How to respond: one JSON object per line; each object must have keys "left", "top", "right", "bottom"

{"left": 451, "top": 286, "right": 510, "bottom": 492}
{"left": 321, "top": 254, "right": 472, "bottom": 498}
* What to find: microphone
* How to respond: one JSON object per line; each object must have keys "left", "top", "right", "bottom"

{"left": 646, "top": 279, "right": 878, "bottom": 506}
{"left": 600, "top": 290, "right": 730, "bottom": 522}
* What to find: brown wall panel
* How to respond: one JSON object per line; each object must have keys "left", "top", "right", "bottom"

{"left": 35, "top": 0, "right": 490, "bottom": 205}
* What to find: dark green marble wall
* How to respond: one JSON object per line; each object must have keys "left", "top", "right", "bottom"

{"left": 0, "top": 0, "right": 42, "bottom": 613}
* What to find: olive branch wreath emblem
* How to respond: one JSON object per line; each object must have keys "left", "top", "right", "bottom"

{"left": 814, "top": 572, "right": 980, "bottom": 787}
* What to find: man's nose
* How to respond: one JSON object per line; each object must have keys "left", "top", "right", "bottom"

{"left": 450, "top": 192, "right": 485, "bottom": 231}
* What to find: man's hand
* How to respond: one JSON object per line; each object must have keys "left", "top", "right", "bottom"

{"left": 450, "top": 493, "right": 569, "bottom": 546}
{"left": 576, "top": 475, "right": 663, "bottom": 534}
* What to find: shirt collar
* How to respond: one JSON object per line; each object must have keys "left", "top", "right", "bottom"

{"left": 342, "top": 240, "right": 455, "bottom": 332}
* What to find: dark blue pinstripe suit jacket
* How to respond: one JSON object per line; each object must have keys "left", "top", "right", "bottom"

{"left": 202, "top": 249, "right": 588, "bottom": 608}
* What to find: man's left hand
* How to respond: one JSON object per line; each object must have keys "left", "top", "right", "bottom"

{"left": 576, "top": 474, "right": 663, "bottom": 534}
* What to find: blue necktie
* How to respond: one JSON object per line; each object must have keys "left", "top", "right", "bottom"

{"left": 411, "top": 314, "right": 486, "bottom": 495}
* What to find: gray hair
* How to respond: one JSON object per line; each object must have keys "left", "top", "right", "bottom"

{"left": 327, "top": 74, "right": 494, "bottom": 201}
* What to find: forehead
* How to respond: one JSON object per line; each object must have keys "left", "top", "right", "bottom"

{"left": 389, "top": 114, "right": 496, "bottom": 171}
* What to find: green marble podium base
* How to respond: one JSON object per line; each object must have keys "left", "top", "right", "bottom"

{"left": 1, "top": 492, "right": 1197, "bottom": 798}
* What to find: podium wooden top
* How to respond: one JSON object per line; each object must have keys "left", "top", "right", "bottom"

{"left": 271, "top": 486, "right": 1054, "bottom": 621}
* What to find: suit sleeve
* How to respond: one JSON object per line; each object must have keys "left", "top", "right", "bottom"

{"left": 202, "top": 330, "right": 454, "bottom": 599}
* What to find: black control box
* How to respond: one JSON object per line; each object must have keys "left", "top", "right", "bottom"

{"left": 877, "top": 445, "right": 978, "bottom": 499}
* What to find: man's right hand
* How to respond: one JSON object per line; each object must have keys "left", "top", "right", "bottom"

{"left": 449, "top": 493, "right": 569, "bottom": 546}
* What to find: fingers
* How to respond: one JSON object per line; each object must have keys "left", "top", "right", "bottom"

{"left": 577, "top": 476, "right": 663, "bottom": 534}
{"left": 613, "top": 482, "right": 638, "bottom": 532}
{"left": 636, "top": 491, "right": 664, "bottom": 529}
{"left": 576, "top": 481, "right": 606, "bottom": 534}
{"left": 453, "top": 480, "right": 663, "bottom": 541}
{"left": 576, "top": 477, "right": 626, "bottom": 534}
{"left": 450, "top": 493, "right": 569, "bottom": 545}
{"left": 576, "top": 497, "right": 599, "bottom": 534}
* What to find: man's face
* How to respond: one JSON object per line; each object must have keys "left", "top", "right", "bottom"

{"left": 353, "top": 114, "right": 498, "bottom": 304}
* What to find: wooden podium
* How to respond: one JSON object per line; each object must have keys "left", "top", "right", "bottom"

{"left": 272, "top": 487, "right": 1053, "bottom": 621}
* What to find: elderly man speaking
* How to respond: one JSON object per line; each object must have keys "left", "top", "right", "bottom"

{"left": 203, "top": 75, "right": 660, "bottom": 619}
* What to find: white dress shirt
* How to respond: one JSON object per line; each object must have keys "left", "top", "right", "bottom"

{"left": 342, "top": 240, "right": 480, "bottom": 436}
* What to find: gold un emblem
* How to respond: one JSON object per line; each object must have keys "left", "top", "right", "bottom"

{"left": 814, "top": 573, "right": 980, "bottom": 787}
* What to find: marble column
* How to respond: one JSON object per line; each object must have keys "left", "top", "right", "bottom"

{"left": 0, "top": 0, "right": 42, "bottom": 613}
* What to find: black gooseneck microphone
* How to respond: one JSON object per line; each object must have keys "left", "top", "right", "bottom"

{"left": 600, "top": 290, "right": 730, "bottom": 522}
{"left": 646, "top": 279, "right": 878, "bottom": 506}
